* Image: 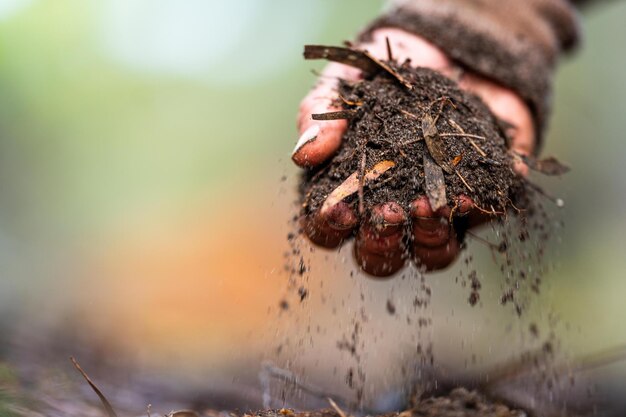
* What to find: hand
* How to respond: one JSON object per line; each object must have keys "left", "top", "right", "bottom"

{"left": 292, "top": 28, "right": 535, "bottom": 277}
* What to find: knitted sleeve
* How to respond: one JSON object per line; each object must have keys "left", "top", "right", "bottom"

{"left": 360, "top": 0, "right": 585, "bottom": 143}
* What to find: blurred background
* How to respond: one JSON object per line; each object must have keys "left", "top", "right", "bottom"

{"left": 0, "top": 0, "right": 624, "bottom": 415}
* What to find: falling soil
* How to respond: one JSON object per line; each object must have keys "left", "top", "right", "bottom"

{"left": 300, "top": 62, "right": 527, "bottom": 219}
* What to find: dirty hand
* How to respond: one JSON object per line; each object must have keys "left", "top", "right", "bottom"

{"left": 292, "top": 28, "right": 535, "bottom": 277}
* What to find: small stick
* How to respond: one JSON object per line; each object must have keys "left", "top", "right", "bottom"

{"left": 338, "top": 94, "right": 363, "bottom": 107}
{"left": 385, "top": 36, "right": 393, "bottom": 61}
{"left": 400, "top": 109, "right": 419, "bottom": 120}
{"left": 473, "top": 204, "right": 505, "bottom": 216}
{"left": 468, "top": 138, "right": 487, "bottom": 158}
{"left": 70, "top": 357, "right": 118, "bottom": 417}
{"left": 328, "top": 398, "right": 350, "bottom": 417}
{"left": 399, "top": 138, "right": 423, "bottom": 146}
{"left": 358, "top": 151, "right": 367, "bottom": 215}
{"left": 312, "top": 110, "right": 357, "bottom": 121}
{"left": 455, "top": 170, "right": 475, "bottom": 193}
{"left": 362, "top": 49, "right": 413, "bottom": 90}
{"left": 439, "top": 133, "right": 486, "bottom": 141}
{"left": 321, "top": 160, "right": 395, "bottom": 214}
{"left": 447, "top": 120, "right": 489, "bottom": 158}
{"left": 439, "top": 128, "right": 487, "bottom": 158}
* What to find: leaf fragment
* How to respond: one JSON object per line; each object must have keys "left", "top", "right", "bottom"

{"left": 422, "top": 113, "right": 453, "bottom": 174}
{"left": 519, "top": 154, "right": 570, "bottom": 176}
{"left": 321, "top": 160, "right": 395, "bottom": 214}
{"left": 423, "top": 153, "right": 447, "bottom": 211}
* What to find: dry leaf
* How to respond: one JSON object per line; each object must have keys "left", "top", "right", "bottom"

{"left": 422, "top": 113, "right": 453, "bottom": 174}
{"left": 521, "top": 154, "right": 570, "bottom": 176}
{"left": 321, "top": 160, "right": 395, "bottom": 214}
{"left": 423, "top": 153, "right": 447, "bottom": 211}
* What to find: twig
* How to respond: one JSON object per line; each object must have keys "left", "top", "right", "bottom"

{"left": 362, "top": 49, "right": 413, "bottom": 90}
{"left": 455, "top": 170, "right": 475, "bottom": 193}
{"left": 328, "top": 398, "right": 349, "bottom": 417}
{"left": 439, "top": 133, "right": 486, "bottom": 141}
{"left": 385, "top": 36, "right": 393, "bottom": 61}
{"left": 338, "top": 94, "right": 363, "bottom": 107}
{"left": 473, "top": 204, "right": 505, "bottom": 216}
{"left": 447, "top": 119, "right": 488, "bottom": 157}
{"left": 70, "top": 357, "right": 118, "bottom": 417}
{"left": 400, "top": 109, "right": 419, "bottom": 120}
{"left": 358, "top": 151, "right": 367, "bottom": 216}
{"left": 321, "top": 160, "right": 395, "bottom": 214}
{"left": 312, "top": 110, "right": 358, "bottom": 121}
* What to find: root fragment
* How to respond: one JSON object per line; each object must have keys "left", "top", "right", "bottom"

{"left": 455, "top": 170, "right": 475, "bottom": 193}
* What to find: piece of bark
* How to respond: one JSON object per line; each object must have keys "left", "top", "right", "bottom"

{"left": 312, "top": 110, "right": 358, "bottom": 121}
{"left": 304, "top": 45, "right": 381, "bottom": 75}
{"left": 304, "top": 45, "right": 413, "bottom": 89}
{"left": 423, "top": 153, "right": 447, "bottom": 211}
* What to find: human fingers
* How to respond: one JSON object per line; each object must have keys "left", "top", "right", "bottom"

{"left": 458, "top": 73, "right": 535, "bottom": 176}
{"left": 302, "top": 201, "right": 358, "bottom": 249}
{"left": 292, "top": 63, "right": 361, "bottom": 167}
{"left": 354, "top": 202, "right": 407, "bottom": 277}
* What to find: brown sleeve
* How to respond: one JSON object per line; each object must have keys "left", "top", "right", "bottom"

{"left": 360, "top": 0, "right": 583, "bottom": 146}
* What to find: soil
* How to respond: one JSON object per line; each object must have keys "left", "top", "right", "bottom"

{"left": 248, "top": 388, "right": 526, "bottom": 417}
{"left": 300, "top": 62, "right": 527, "bottom": 219}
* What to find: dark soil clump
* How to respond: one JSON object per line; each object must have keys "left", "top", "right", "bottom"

{"left": 300, "top": 62, "right": 526, "bottom": 219}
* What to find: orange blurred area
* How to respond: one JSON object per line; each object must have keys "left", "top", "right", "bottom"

{"left": 82, "top": 177, "right": 297, "bottom": 367}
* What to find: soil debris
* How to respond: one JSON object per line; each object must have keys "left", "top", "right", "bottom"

{"left": 300, "top": 45, "right": 527, "bottom": 222}
{"left": 249, "top": 388, "right": 525, "bottom": 417}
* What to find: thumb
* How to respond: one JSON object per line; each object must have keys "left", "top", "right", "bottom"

{"left": 292, "top": 63, "right": 361, "bottom": 167}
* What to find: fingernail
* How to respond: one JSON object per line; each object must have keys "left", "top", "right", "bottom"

{"left": 292, "top": 124, "right": 320, "bottom": 156}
